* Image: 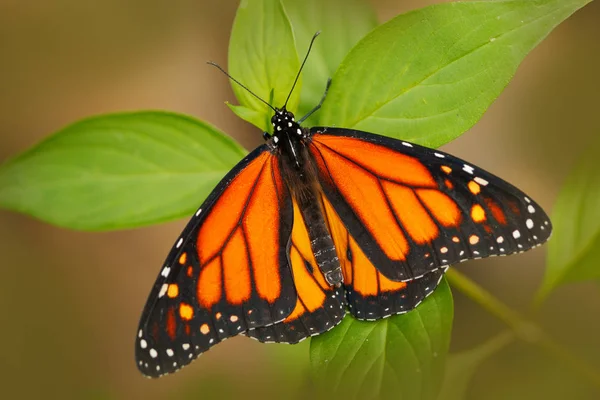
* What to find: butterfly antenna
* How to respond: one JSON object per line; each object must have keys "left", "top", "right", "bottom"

{"left": 207, "top": 61, "right": 277, "bottom": 112}
{"left": 283, "top": 31, "right": 321, "bottom": 109}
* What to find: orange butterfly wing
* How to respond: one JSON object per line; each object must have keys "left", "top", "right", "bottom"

{"left": 308, "top": 128, "right": 552, "bottom": 283}
{"left": 247, "top": 198, "right": 345, "bottom": 343}
{"left": 136, "top": 147, "right": 296, "bottom": 377}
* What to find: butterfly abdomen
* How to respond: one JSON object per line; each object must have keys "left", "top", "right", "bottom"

{"left": 298, "top": 192, "right": 342, "bottom": 286}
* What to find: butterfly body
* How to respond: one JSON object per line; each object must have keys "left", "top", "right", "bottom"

{"left": 271, "top": 108, "right": 343, "bottom": 286}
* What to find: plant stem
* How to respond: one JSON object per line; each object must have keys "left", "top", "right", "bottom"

{"left": 445, "top": 269, "right": 600, "bottom": 388}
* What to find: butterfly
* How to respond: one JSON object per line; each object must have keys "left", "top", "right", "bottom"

{"left": 135, "top": 34, "right": 551, "bottom": 378}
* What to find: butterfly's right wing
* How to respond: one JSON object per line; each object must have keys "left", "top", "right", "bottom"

{"left": 136, "top": 146, "right": 297, "bottom": 377}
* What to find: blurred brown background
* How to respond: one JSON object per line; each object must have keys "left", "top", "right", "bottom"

{"left": 1, "top": 1, "right": 599, "bottom": 399}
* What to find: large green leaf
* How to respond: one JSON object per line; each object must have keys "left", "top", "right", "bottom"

{"left": 318, "top": 0, "right": 592, "bottom": 148}
{"left": 282, "top": 0, "right": 377, "bottom": 124}
{"left": 0, "top": 112, "right": 246, "bottom": 230}
{"left": 310, "top": 279, "right": 453, "bottom": 400}
{"left": 228, "top": 0, "right": 300, "bottom": 131}
{"left": 537, "top": 137, "right": 600, "bottom": 302}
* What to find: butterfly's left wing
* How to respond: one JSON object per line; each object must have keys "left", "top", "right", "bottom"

{"left": 136, "top": 147, "right": 297, "bottom": 378}
{"left": 308, "top": 127, "right": 552, "bottom": 282}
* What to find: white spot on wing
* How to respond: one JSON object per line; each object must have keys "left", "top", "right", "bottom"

{"left": 140, "top": 339, "right": 147, "bottom": 349}
{"left": 524, "top": 196, "right": 531, "bottom": 203}
{"left": 526, "top": 219, "right": 534, "bottom": 229}
{"left": 528, "top": 205, "right": 535, "bottom": 213}
{"left": 166, "top": 349, "right": 174, "bottom": 357}
{"left": 434, "top": 152, "right": 445, "bottom": 158}
{"left": 401, "top": 142, "right": 413, "bottom": 147}
{"left": 176, "top": 238, "right": 183, "bottom": 248}
{"left": 513, "top": 230, "right": 521, "bottom": 239}
{"left": 463, "top": 164, "right": 475, "bottom": 174}
{"left": 149, "top": 348, "right": 158, "bottom": 358}
{"left": 195, "top": 208, "right": 203, "bottom": 217}
{"left": 497, "top": 236, "right": 504, "bottom": 244}
{"left": 161, "top": 267, "right": 171, "bottom": 278}
{"left": 158, "top": 283, "right": 168, "bottom": 298}
{"left": 474, "top": 177, "right": 488, "bottom": 186}
{"left": 182, "top": 343, "right": 190, "bottom": 351}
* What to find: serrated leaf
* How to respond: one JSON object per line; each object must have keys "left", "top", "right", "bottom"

{"left": 537, "top": 137, "right": 600, "bottom": 302}
{"left": 0, "top": 112, "right": 246, "bottom": 230}
{"left": 282, "top": 0, "right": 377, "bottom": 124}
{"left": 228, "top": 0, "right": 300, "bottom": 131}
{"left": 438, "top": 332, "right": 514, "bottom": 400}
{"left": 318, "top": 0, "right": 592, "bottom": 148}
{"left": 310, "top": 278, "right": 453, "bottom": 400}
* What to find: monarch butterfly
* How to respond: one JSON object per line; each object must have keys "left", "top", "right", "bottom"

{"left": 135, "top": 33, "right": 551, "bottom": 378}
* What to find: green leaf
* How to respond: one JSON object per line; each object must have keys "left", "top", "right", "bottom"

{"left": 310, "top": 278, "right": 453, "bottom": 400}
{"left": 228, "top": 0, "right": 300, "bottom": 131}
{"left": 0, "top": 111, "right": 246, "bottom": 230}
{"left": 536, "top": 137, "right": 600, "bottom": 302}
{"left": 438, "top": 332, "right": 514, "bottom": 400}
{"left": 282, "top": 0, "right": 378, "bottom": 124}
{"left": 318, "top": 0, "right": 592, "bottom": 148}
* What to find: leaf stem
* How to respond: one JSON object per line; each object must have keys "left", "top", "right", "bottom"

{"left": 445, "top": 269, "right": 600, "bottom": 388}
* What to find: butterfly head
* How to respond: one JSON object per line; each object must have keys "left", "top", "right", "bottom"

{"left": 269, "top": 107, "right": 305, "bottom": 145}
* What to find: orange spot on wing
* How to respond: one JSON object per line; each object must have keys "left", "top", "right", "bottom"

{"left": 178, "top": 253, "right": 187, "bottom": 265}
{"left": 417, "top": 189, "right": 461, "bottom": 227}
{"left": 222, "top": 228, "right": 251, "bottom": 305}
{"left": 313, "top": 145, "right": 408, "bottom": 260}
{"left": 468, "top": 181, "right": 481, "bottom": 195}
{"left": 179, "top": 303, "right": 194, "bottom": 321}
{"left": 197, "top": 257, "right": 221, "bottom": 308}
{"left": 186, "top": 266, "right": 193, "bottom": 278}
{"left": 215, "top": 312, "right": 222, "bottom": 320}
{"left": 185, "top": 324, "right": 191, "bottom": 335}
{"left": 200, "top": 324, "right": 210, "bottom": 334}
{"left": 382, "top": 182, "right": 439, "bottom": 244}
{"left": 471, "top": 204, "right": 486, "bottom": 223}
{"left": 485, "top": 197, "right": 508, "bottom": 225}
{"left": 167, "top": 284, "right": 179, "bottom": 298}
{"left": 313, "top": 135, "right": 436, "bottom": 187}
{"left": 441, "top": 165, "right": 452, "bottom": 174}
{"left": 166, "top": 307, "right": 176, "bottom": 340}
{"left": 469, "top": 235, "right": 480, "bottom": 245}
{"left": 507, "top": 200, "right": 521, "bottom": 215}
{"left": 444, "top": 179, "right": 454, "bottom": 190}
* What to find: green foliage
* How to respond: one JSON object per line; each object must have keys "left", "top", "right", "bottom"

{"left": 0, "top": 112, "right": 246, "bottom": 230}
{"left": 537, "top": 136, "right": 600, "bottom": 301}
{"left": 318, "top": 0, "right": 592, "bottom": 148}
{"left": 282, "top": 0, "right": 378, "bottom": 124}
{"left": 310, "top": 280, "right": 453, "bottom": 400}
{"left": 0, "top": 0, "right": 597, "bottom": 398}
{"left": 228, "top": 0, "right": 300, "bottom": 131}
